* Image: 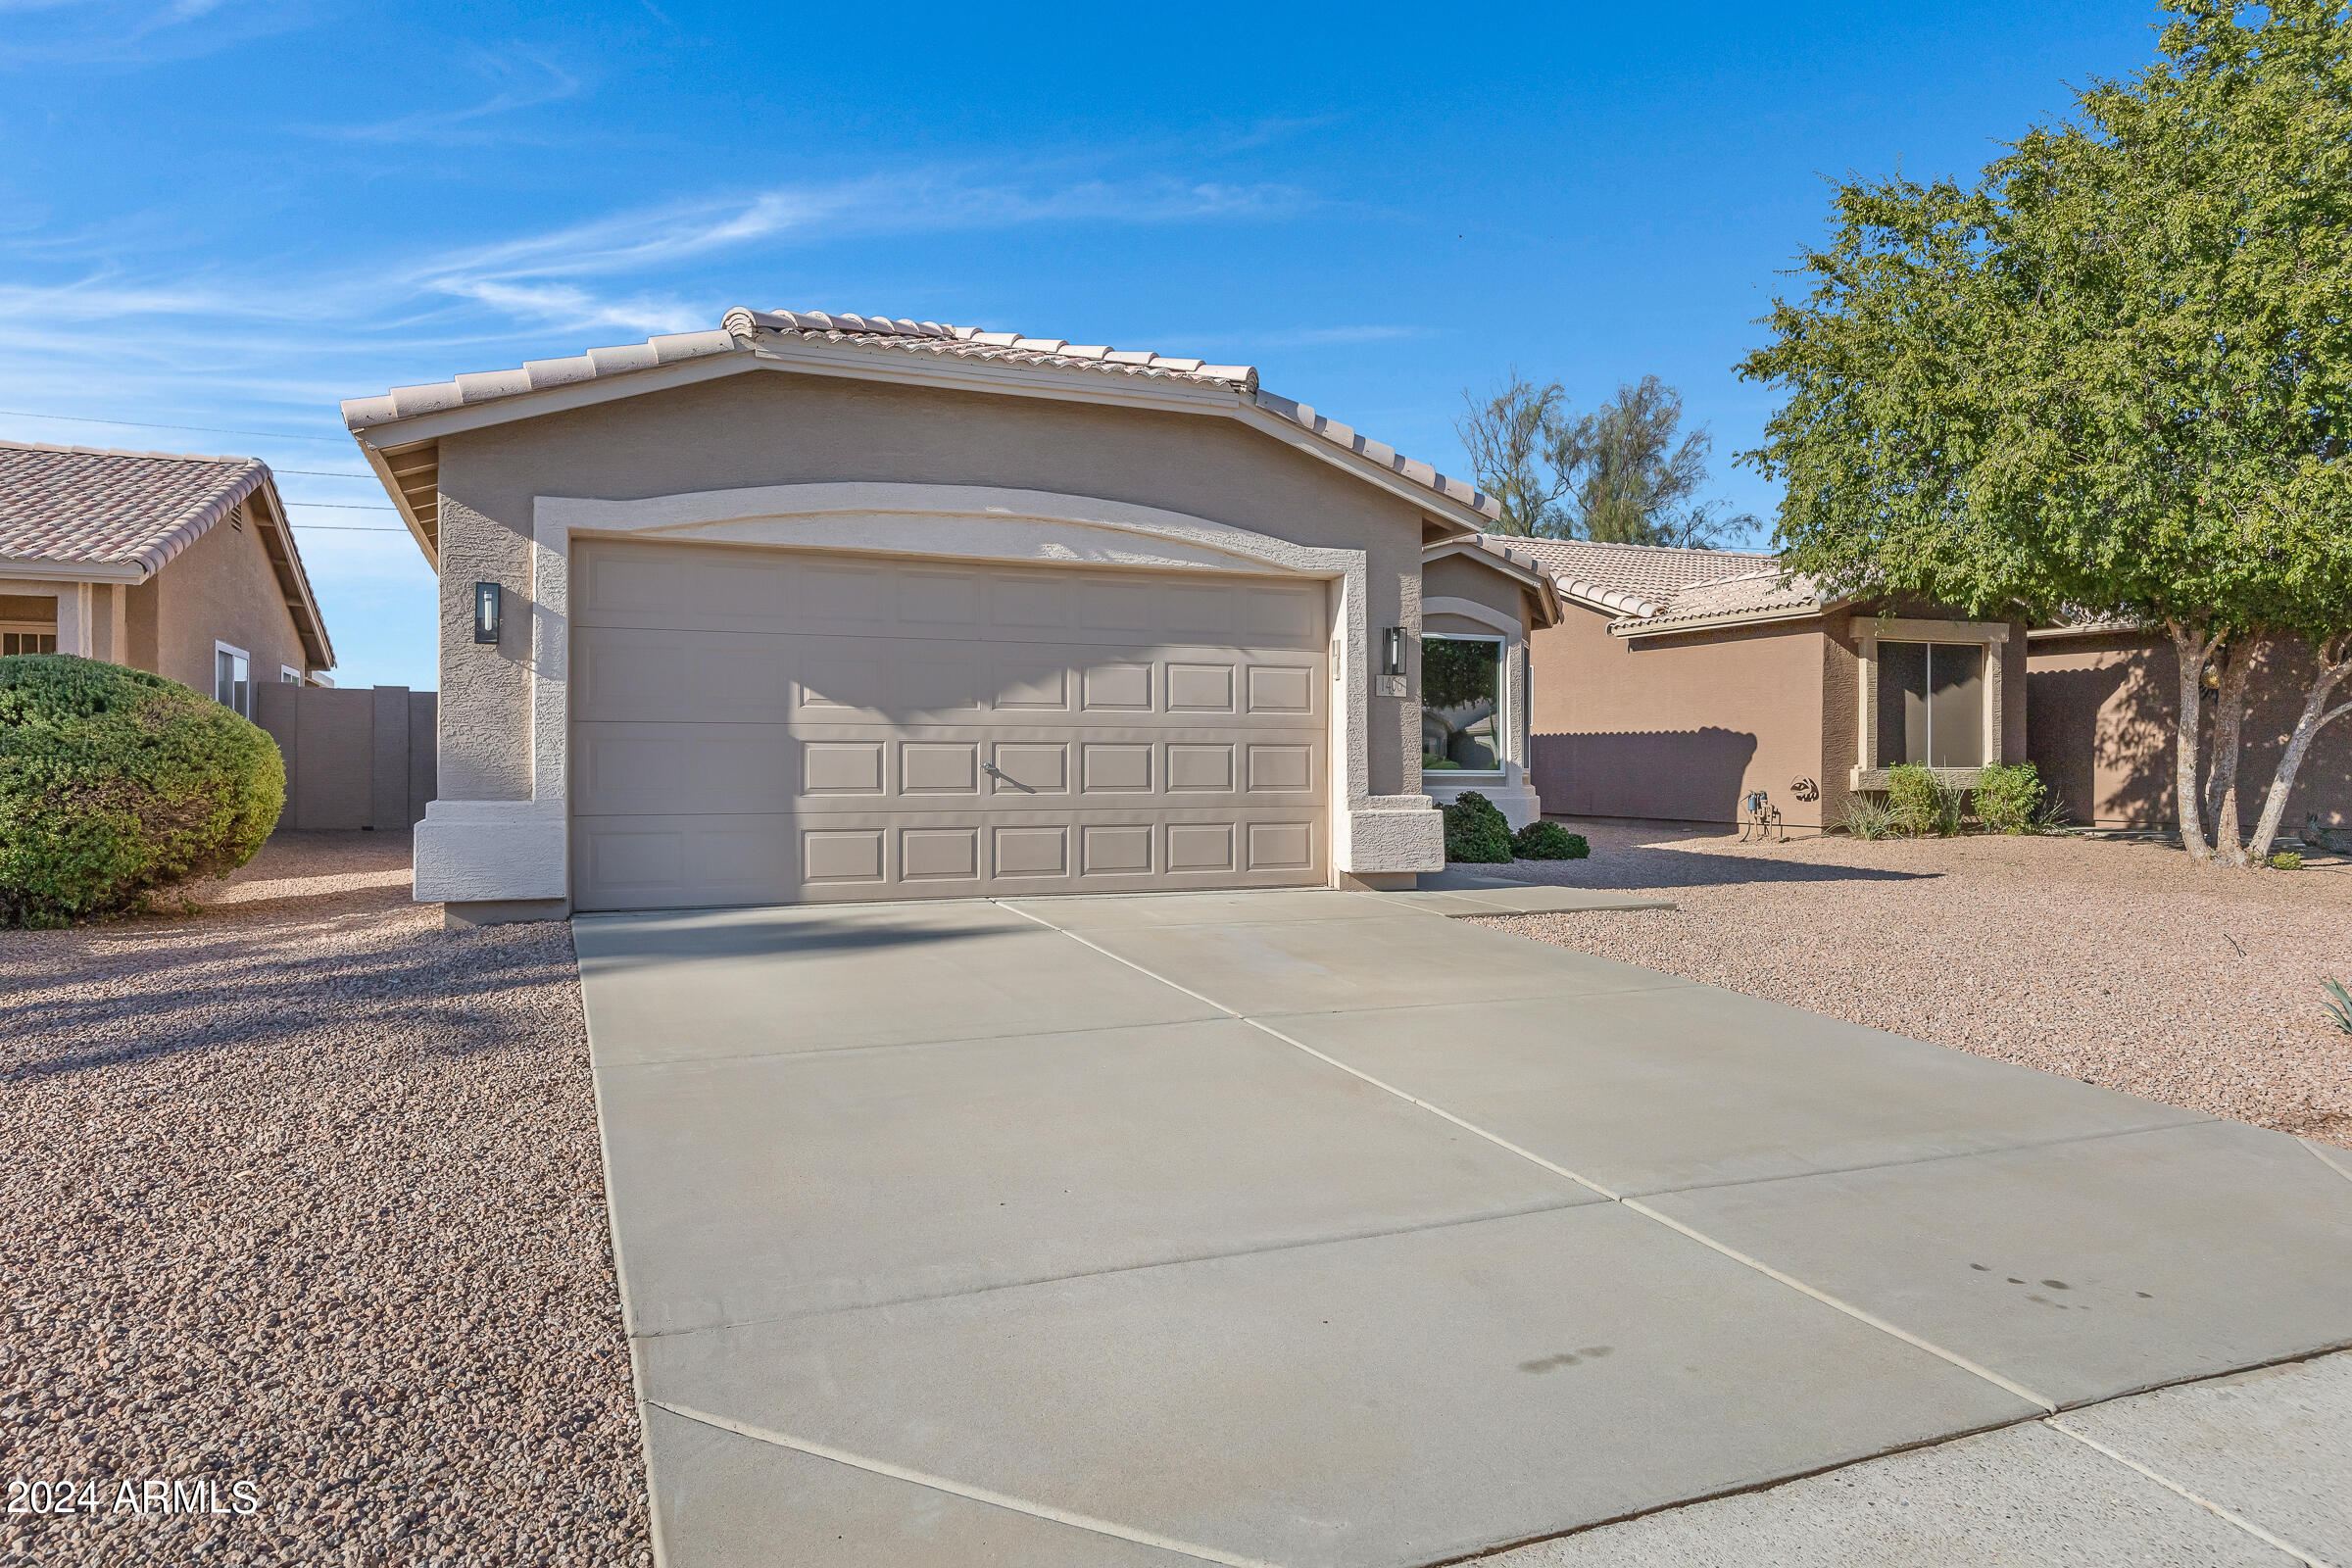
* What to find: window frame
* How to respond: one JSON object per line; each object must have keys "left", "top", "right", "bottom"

{"left": 280, "top": 665, "right": 305, "bottom": 685}
{"left": 1853, "top": 617, "right": 2007, "bottom": 786}
{"left": 214, "top": 640, "right": 253, "bottom": 719}
{"left": 1, "top": 620, "right": 60, "bottom": 657}
{"left": 1419, "top": 630, "right": 1509, "bottom": 777}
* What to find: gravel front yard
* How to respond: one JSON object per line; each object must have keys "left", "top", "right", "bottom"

{"left": 1478, "top": 821, "right": 2352, "bottom": 1150}
{"left": 0, "top": 833, "right": 648, "bottom": 1567}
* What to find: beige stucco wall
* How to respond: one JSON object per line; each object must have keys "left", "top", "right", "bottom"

{"left": 1421, "top": 552, "right": 1536, "bottom": 625}
{"left": 431, "top": 370, "right": 1434, "bottom": 804}
{"left": 2029, "top": 632, "right": 2350, "bottom": 830}
{"left": 148, "top": 503, "right": 310, "bottom": 694}
{"left": 1529, "top": 605, "right": 1829, "bottom": 828}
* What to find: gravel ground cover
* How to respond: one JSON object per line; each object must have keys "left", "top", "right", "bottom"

{"left": 0, "top": 833, "right": 649, "bottom": 1567}
{"left": 1476, "top": 821, "right": 2352, "bottom": 1149}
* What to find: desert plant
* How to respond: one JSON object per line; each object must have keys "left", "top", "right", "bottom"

{"left": 2325, "top": 978, "right": 2352, "bottom": 1037}
{"left": 1442, "top": 790, "right": 1514, "bottom": 863}
{"left": 1972, "top": 762, "right": 2045, "bottom": 835}
{"left": 2032, "top": 793, "right": 2076, "bottom": 835}
{"left": 1885, "top": 764, "right": 1965, "bottom": 837}
{"left": 0, "top": 655, "right": 283, "bottom": 926}
{"left": 1511, "top": 820, "right": 1590, "bottom": 859}
{"left": 2270, "top": 851, "right": 2304, "bottom": 871}
{"left": 1840, "top": 795, "right": 1902, "bottom": 840}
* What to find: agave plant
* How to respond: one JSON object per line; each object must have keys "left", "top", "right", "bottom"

{"left": 2326, "top": 978, "right": 2352, "bottom": 1039}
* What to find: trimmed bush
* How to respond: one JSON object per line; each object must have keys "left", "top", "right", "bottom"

{"left": 1511, "top": 820, "right": 1589, "bottom": 859}
{"left": 2270, "top": 851, "right": 2304, "bottom": 871}
{"left": 1886, "top": 763, "right": 1964, "bottom": 836}
{"left": 1972, "top": 762, "right": 2045, "bottom": 834}
{"left": 1442, "top": 790, "right": 1513, "bottom": 863}
{"left": 1421, "top": 754, "right": 1464, "bottom": 771}
{"left": 0, "top": 655, "right": 283, "bottom": 926}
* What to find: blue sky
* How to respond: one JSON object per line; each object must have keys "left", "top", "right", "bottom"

{"left": 2, "top": 1, "right": 2167, "bottom": 689}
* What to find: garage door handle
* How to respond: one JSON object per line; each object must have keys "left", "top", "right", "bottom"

{"left": 982, "top": 761, "right": 1037, "bottom": 794}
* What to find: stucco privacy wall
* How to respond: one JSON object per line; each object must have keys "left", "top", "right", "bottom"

{"left": 1530, "top": 606, "right": 1829, "bottom": 827}
{"left": 435, "top": 372, "right": 1430, "bottom": 804}
{"left": 2028, "top": 632, "right": 2352, "bottom": 831}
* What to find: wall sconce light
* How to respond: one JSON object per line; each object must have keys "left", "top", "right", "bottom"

{"left": 473, "top": 582, "right": 503, "bottom": 645}
{"left": 1380, "top": 626, "right": 1406, "bottom": 677}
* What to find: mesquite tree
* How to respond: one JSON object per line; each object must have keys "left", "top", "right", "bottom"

{"left": 1738, "top": 0, "right": 2352, "bottom": 865}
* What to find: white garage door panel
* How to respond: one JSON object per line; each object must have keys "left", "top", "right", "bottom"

{"left": 569, "top": 541, "right": 1329, "bottom": 910}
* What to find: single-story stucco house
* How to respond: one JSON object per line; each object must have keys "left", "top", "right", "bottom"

{"left": 0, "top": 440, "right": 334, "bottom": 705}
{"left": 2028, "top": 623, "right": 2349, "bottom": 834}
{"left": 1418, "top": 536, "right": 1562, "bottom": 829}
{"left": 341, "top": 309, "right": 1508, "bottom": 923}
{"left": 1513, "top": 538, "right": 2027, "bottom": 833}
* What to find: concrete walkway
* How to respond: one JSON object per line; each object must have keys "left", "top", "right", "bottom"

{"left": 572, "top": 889, "right": 2352, "bottom": 1568}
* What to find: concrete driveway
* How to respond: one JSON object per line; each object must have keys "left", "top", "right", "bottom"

{"left": 572, "top": 889, "right": 2352, "bottom": 1568}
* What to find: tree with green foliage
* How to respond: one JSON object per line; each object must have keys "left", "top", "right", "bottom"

{"left": 0, "top": 655, "right": 283, "bottom": 925}
{"left": 1456, "top": 372, "right": 1756, "bottom": 545}
{"left": 1738, "top": 0, "right": 2352, "bottom": 868}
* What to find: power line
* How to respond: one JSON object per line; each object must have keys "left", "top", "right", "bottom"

{"left": 281, "top": 501, "right": 395, "bottom": 511}
{"left": 274, "top": 467, "right": 376, "bottom": 478}
{"left": 0, "top": 409, "right": 349, "bottom": 444}
{"left": 290, "top": 523, "right": 409, "bottom": 532}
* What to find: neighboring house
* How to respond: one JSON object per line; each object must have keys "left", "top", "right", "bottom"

{"left": 1418, "top": 536, "right": 1562, "bottom": 829}
{"left": 1514, "top": 537, "right": 2027, "bottom": 832}
{"left": 0, "top": 440, "right": 334, "bottom": 707}
{"left": 2028, "top": 623, "right": 2350, "bottom": 834}
{"left": 341, "top": 309, "right": 1503, "bottom": 922}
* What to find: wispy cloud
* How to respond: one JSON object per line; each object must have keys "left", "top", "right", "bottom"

{"left": 0, "top": 0, "right": 310, "bottom": 69}
{"left": 306, "top": 50, "right": 585, "bottom": 145}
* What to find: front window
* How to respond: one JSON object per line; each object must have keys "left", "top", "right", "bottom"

{"left": 1876, "top": 641, "right": 1984, "bottom": 766}
{"left": 215, "top": 644, "right": 252, "bottom": 718}
{"left": 2, "top": 627, "right": 58, "bottom": 656}
{"left": 1421, "top": 635, "right": 1503, "bottom": 773}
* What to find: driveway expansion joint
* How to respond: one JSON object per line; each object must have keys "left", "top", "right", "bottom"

{"left": 1004, "top": 897, "right": 2066, "bottom": 1418}
{"left": 647, "top": 1399, "right": 1285, "bottom": 1568}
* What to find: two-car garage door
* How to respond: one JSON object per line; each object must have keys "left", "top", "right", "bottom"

{"left": 568, "top": 539, "right": 1331, "bottom": 910}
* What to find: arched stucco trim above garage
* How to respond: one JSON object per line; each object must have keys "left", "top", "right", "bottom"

{"left": 412, "top": 481, "right": 1441, "bottom": 906}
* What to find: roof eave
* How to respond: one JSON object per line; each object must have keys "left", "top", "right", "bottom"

{"left": 0, "top": 556, "right": 149, "bottom": 584}
{"left": 1610, "top": 601, "right": 1836, "bottom": 640}
{"left": 345, "top": 336, "right": 1503, "bottom": 543}
{"left": 1422, "top": 539, "right": 1565, "bottom": 627}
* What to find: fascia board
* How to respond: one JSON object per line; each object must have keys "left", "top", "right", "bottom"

{"left": 0, "top": 558, "right": 147, "bottom": 584}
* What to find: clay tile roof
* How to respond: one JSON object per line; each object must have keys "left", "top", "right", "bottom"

{"left": 341, "top": 310, "right": 1501, "bottom": 524}
{"left": 1619, "top": 565, "right": 1825, "bottom": 632}
{"left": 1495, "top": 536, "right": 1779, "bottom": 617}
{"left": 0, "top": 438, "right": 270, "bottom": 571}
{"left": 0, "top": 438, "right": 334, "bottom": 669}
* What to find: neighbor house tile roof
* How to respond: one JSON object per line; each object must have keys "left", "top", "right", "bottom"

{"left": 1489, "top": 534, "right": 1827, "bottom": 632}
{"left": 0, "top": 439, "right": 270, "bottom": 571}
{"left": 342, "top": 309, "right": 1500, "bottom": 522}
{"left": 0, "top": 438, "right": 334, "bottom": 668}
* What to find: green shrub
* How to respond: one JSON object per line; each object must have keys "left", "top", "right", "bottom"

{"left": 1442, "top": 790, "right": 1513, "bottom": 863}
{"left": 0, "top": 655, "right": 283, "bottom": 926}
{"left": 1512, "top": 820, "right": 1589, "bottom": 859}
{"left": 2325, "top": 978, "right": 2352, "bottom": 1037}
{"left": 2270, "top": 851, "right": 2303, "bottom": 871}
{"left": 1972, "top": 762, "right": 2045, "bottom": 835}
{"left": 1840, "top": 795, "right": 1902, "bottom": 840}
{"left": 1421, "top": 754, "right": 1464, "bottom": 771}
{"left": 1886, "top": 763, "right": 1965, "bottom": 836}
